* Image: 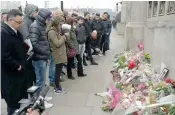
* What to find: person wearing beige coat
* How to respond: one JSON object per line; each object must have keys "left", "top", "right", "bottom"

{"left": 47, "top": 16, "right": 67, "bottom": 94}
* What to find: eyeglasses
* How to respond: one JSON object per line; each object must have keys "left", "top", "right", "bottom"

{"left": 12, "top": 19, "right": 23, "bottom": 25}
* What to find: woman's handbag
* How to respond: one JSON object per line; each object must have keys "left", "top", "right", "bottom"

{"left": 67, "top": 47, "right": 76, "bottom": 58}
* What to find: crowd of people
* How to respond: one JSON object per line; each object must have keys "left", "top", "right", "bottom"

{"left": 1, "top": 4, "right": 112, "bottom": 115}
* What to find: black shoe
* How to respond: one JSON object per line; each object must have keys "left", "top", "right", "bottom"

{"left": 68, "top": 76, "right": 75, "bottom": 80}
{"left": 78, "top": 74, "right": 87, "bottom": 77}
{"left": 83, "top": 62, "right": 88, "bottom": 66}
{"left": 86, "top": 56, "right": 90, "bottom": 61}
{"left": 103, "top": 52, "right": 106, "bottom": 56}
{"left": 91, "top": 61, "right": 98, "bottom": 65}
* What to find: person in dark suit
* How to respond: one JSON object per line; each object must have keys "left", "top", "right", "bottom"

{"left": 1, "top": 9, "right": 28, "bottom": 115}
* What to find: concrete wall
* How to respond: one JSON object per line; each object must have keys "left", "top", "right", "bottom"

{"left": 144, "top": 20, "right": 175, "bottom": 78}
{"left": 123, "top": 1, "right": 147, "bottom": 50}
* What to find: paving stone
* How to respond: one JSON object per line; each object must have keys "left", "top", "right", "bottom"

{"left": 47, "top": 106, "right": 93, "bottom": 115}
{"left": 50, "top": 92, "right": 89, "bottom": 107}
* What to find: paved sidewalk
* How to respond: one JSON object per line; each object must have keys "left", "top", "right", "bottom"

{"left": 1, "top": 30, "right": 125, "bottom": 115}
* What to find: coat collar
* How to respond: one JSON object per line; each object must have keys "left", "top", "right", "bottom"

{"left": 1, "top": 22, "right": 23, "bottom": 41}
{"left": 1, "top": 22, "right": 17, "bottom": 35}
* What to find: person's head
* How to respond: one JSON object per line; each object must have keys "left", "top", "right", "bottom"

{"left": 52, "top": 9, "right": 64, "bottom": 18}
{"left": 24, "top": 4, "right": 39, "bottom": 19}
{"left": 66, "top": 17, "right": 75, "bottom": 28}
{"left": 71, "top": 13, "right": 78, "bottom": 21}
{"left": 50, "top": 16, "right": 64, "bottom": 32}
{"left": 84, "top": 12, "right": 90, "bottom": 20}
{"left": 95, "top": 13, "right": 100, "bottom": 21}
{"left": 1, "top": 12, "right": 7, "bottom": 22}
{"left": 7, "top": 9, "right": 23, "bottom": 30}
{"left": 77, "top": 16, "right": 84, "bottom": 25}
{"left": 103, "top": 13, "right": 108, "bottom": 20}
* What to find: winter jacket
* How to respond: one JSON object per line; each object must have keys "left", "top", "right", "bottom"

{"left": 19, "top": 4, "right": 38, "bottom": 40}
{"left": 29, "top": 9, "right": 52, "bottom": 60}
{"left": 68, "top": 28, "right": 79, "bottom": 54}
{"left": 91, "top": 19, "right": 104, "bottom": 36}
{"left": 1, "top": 22, "right": 28, "bottom": 107}
{"left": 83, "top": 19, "right": 92, "bottom": 39}
{"left": 75, "top": 24, "right": 86, "bottom": 44}
{"left": 47, "top": 27, "right": 67, "bottom": 64}
{"left": 102, "top": 19, "right": 112, "bottom": 36}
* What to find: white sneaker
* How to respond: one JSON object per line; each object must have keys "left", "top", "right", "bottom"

{"left": 44, "top": 96, "right": 52, "bottom": 102}
{"left": 44, "top": 101, "right": 53, "bottom": 109}
{"left": 99, "top": 54, "right": 103, "bottom": 56}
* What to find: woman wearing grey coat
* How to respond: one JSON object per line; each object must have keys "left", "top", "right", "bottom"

{"left": 19, "top": 4, "right": 39, "bottom": 88}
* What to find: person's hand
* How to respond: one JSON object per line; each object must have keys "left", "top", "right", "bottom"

{"left": 17, "top": 65, "right": 22, "bottom": 71}
{"left": 64, "top": 32, "right": 70, "bottom": 42}
{"left": 26, "top": 108, "right": 40, "bottom": 115}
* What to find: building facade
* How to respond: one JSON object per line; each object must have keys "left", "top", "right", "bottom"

{"left": 117, "top": 1, "right": 175, "bottom": 78}
{"left": 0, "top": 1, "right": 22, "bottom": 12}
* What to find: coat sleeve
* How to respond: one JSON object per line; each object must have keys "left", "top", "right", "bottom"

{"left": 108, "top": 21, "right": 112, "bottom": 34}
{"left": 1, "top": 33, "right": 20, "bottom": 70}
{"left": 48, "top": 30, "right": 65, "bottom": 48}
{"left": 29, "top": 27, "right": 46, "bottom": 55}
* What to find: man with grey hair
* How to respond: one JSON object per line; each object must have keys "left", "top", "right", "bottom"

{"left": 1, "top": 9, "right": 27, "bottom": 115}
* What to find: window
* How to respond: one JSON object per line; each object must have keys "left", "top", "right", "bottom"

{"left": 148, "top": 1, "right": 152, "bottom": 18}
{"left": 153, "top": 1, "right": 158, "bottom": 16}
{"left": 159, "top": 1, "right": 165, "bottom": 15}
{"left": 167, "top": 1, "right": 175, "bottom": 14}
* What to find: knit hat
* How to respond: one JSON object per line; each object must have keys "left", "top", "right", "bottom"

{"left": 24, "top": 4, "right": 38, "bottom": 18}
{"left": 84, "top": 11, "right": 90, "bottom": 17}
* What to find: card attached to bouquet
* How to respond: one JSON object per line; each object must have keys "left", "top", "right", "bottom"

{"left": 24, "top": 39, "right": 33, "bottom": 54}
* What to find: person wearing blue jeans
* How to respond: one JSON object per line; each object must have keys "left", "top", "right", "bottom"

{"left": 29, "top": 9, "right": 53, "bottom": 108}
{"left": 32, "top": 60, "right": 48, "bottom": 88}
{"left": 49, "top": 55, "right": 55, "bottom": 87}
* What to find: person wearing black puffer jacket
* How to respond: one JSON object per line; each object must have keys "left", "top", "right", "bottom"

{"left": 29, "top": 9, "right": 53, "bottom": 109}
{"left": 29, "top": 9, "right": 52, "bottom": 88}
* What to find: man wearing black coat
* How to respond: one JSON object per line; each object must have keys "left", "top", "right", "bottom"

{"left": 91, "top": 13, "right": 104, "bottom": 55}
{"left": 1, "top": 9, "right": 28, "bottom": 115}
{"left": 83, "top": 12, "right": 98, "bottom": 65}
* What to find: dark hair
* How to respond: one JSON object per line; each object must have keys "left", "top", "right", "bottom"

{"left": 71, "top": 13, "right": 78, "bottom": 17}
{"left": 1, "top": 12, "right": 8, "bottom": 16}
{"left": 7, "top": 9, "right": 23, "bottom": 20}
{"left": 103, "top": 12, "right": 108, "bottom": 15}
{"left": 84, "top": 11, "right": 90, "bottom": 17}
{"left": 77, "top": 16, "right": 84, "bottom": 21}
{"left": 66, "top": 17, "right": 74, "bottom": 27}
{"left": 35, "top": 7, "right": 39, "bottom": 12}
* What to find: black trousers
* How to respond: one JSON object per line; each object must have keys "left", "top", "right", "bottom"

{"left": 26, "top": 58, "right": 36, "bottom": 88}
{"left": 55, "top": 63, "right": 63, "bottom": 90}
{"left": 100, "top": 35, "right": 108, "bottom": 53}
{"left": 7, "top": 107, "right": 18, "bottom": 115}
{"left": 91, "top": 35, "right": 102, "bottom": 49}
{"left": 67, "top": 54, "right": 83, "bottom": 77}
{"left": 85, "top": 37, "right": 93, "bottom": 61}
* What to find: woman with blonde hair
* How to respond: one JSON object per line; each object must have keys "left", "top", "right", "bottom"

{"left": 47, "top": 16, "right": 67, "bottom": 94}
